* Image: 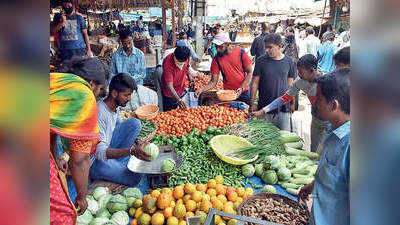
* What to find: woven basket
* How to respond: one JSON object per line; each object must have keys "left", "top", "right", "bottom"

{"left": 216, "top": 90, "right": 238, "bottom": 101}
{"left": 238, "top": 193, "right": 310, "bottom": 225}
{"left": 135, "top": 104, "right": 159, "bottom": 120}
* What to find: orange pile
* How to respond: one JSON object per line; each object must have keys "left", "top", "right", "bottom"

{"left": 185, "top": 73, "right": 223, "bottom": 91}
{"left": 150, "top": 106, "right": 247, "bottom": 137}
{"left": 130, "top": 175, "right": 254, "bottom": 225}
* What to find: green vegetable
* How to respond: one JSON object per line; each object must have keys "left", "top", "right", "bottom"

{"left": 281, "top": 132, "right": 301, "bottom": 143}
{"left": 289, "top": 177, "right": 314, "bottom": 185}
{"left": 107, "top": 194, "right": 128, "bottom": 214}
{"left": 137, "top": 119, "right": 157, "bottom": 140}
{"left": 262, "top": 185, "right": 276, "bottom": 193}
{"left": 254, "top": 163, "right": 264, "bottom": 177}
{"left": 87, "top": 198, "right": 100, "bottom": 214}
{"left": 96, "top": 208, "right": 112, "bottom": 219}
{"left": 277, "top": 167, "right": 292, "bottom": 181}
{"left": 77, "top": 209, "right": 93, "bottom": 225}
{"left": 286, "top": 188, "right": 300, "bottom": 196}
{"left": 144, "top": 143, "right": 159, "bottom": 160}
{"left": 162, "top": 158, "right": 176, "bottom": 172}
{"left": 122, "top": 187, "right": 143, "bottom": 200}
{"left": 110, "top": 211, "right": 129, "bottom": 225}
{"left": 293, "top": 174, "right": 311, "bottom": 178}
{"left": 280, "top": 182, "right": 302, "bottom": 189}
{"left": 307, "top": 165, "right": 318, "bottom": 176}
{"left": 93, "top": 187, "right": 110, "bottom": 200}
{"left": 242, "top": 164, "right": 255, "bottom": 177}
{"left": 261, "top": 170, "right": 278, "bottom": 184}
{"left": 290, "top": 168, "right": 310, "bottom": 175}
{"left": 86, "top": 195, "right": 95, "bottom": 201}
{"left": 284, "top": 141, "right": 303, "bottom": 149}
{"left": 285, "top": 147, "right": 320, "bottom": 160}
{"left": 90, "top": 217, "right": 110, "bottom": 225}
{"left": 270, "top": 157, "right": 285, "bottom": 170}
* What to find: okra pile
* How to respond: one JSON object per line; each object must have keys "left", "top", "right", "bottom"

{"left": 138, "top": 119, "right": 157, "bottom": 139}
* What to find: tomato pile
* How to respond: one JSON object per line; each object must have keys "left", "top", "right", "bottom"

{"left": 185, "top": 73, "right": 223, "bottom": 91}
{"left": 150, "top": 106, "right": 247, "bottom": 137}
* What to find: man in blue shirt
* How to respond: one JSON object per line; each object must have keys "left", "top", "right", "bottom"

{"left": 298, "top": 68, "right": 350, "bottom": 225}
{"left": 110, "top": 29, "right": 147, "bottom": 85}
{"left": 317, "top": 32, "right": 339, "bottom": 74}
{"left": 51, "top": 0, "right": 93, "bottom": 61}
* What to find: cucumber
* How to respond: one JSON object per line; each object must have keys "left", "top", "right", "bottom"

{"left": 286, "top": 188, "right": 300, "bottom": 196}
{"left": 281, "top": 132, "right": 301, "bottom": 143}
{"left": 289, "top": 177, "right": 314, "bottom": 185}
{"left": 285, "top": 141, "right": 303, "bottom": 149}
{"left": 293, "top": 174, "right": 311, "bottom": 178}
{"left": 290, "top": 168, "right": 310, "bottom": 175}
{"left": 285, "top": 147, "right": 320, "bottom": 160}
{"left": 280, "top": 182, "right": 302, "bottom": 189}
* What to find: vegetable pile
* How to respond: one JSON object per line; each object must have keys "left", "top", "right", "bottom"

{"left": 239, "top": 197, "right": 309, "bottom": 225}
{"left": 138, "top": 119, "right": 157, "bottom": 140}
{"left": 150, "top": 106, "right": 247, "bottom": 137}
{"left": 185, "top": 73, "right": 223, "bottom": 91}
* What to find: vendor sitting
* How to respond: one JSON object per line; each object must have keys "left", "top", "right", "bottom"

{"left": 89, "top": 73, "right": 151, "bottom": 187}
{"left": 161, "top": 46, "right": 196, "bottom": 111}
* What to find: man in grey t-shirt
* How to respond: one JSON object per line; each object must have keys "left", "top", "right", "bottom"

{"left": 89, "top": 73, "right": 151, "bottom": 187}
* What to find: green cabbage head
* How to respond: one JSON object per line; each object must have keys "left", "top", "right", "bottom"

{"left": 144, "top": 143, "right": 159, "bottom": 160}
{"left": 77, "top": 209, "right": 93, "bottom": 225}
{"left": 262, "top": 185, "right": 277, "bottom": 194}
{"left": 106, "top": 194, "right": 128, "bottom": 214}
{"left": 96, "top": 208, "right": 111, "bottom": 219}
{"left": 277, "top": 167, "right": 292, "bottom": 181}
{"left": 110, "top": 211, "right": 129, "bottom": 225}
{"left": 254, "top": 163, "right": 264, "bottom": 177}
{"left": 162, "top": 158, "right": 176, "bottom": 172}
{"left": 242, "top": 164, "right": 255, "bottom": 177}
{"left": 89, "top": 217, "right": 110, "bottom": 225}
{"left": 93, "top": 187, "right": 110, "bottom": 200}
{"left": 262, "top": 170, "right": 278, "bottom": 184}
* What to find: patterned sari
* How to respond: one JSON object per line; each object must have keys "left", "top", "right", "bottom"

{"left": 50, "top": 73, "right": 100, "bottom": 225}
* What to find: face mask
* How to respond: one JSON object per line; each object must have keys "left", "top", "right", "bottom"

{"left": 217, "top": 49, "right": 228, "bottom": 57}
{"left": 63, "top": 7, "right": 73, "bottom": 15}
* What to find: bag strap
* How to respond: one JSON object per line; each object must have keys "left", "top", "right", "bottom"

{"left": 240, "top": 48, "right": 245, "bottom": 74}
{"left": 215, "top": 56, "right": 226, "bottom": 81}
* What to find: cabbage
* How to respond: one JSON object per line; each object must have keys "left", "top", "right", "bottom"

{"left": 126, "top": 197, "right": 135, "bottom": 208}
{"left": 241, "top": 164, "right": 255, "bottom": 177}
{"left": 87, "top": 198, "right": 100, "bottom": 214}
{"left": 261, "top": 170, "right": 278, "bottom": 184}
{"left": 87, "top": 195, "right": 95, "bottom": 201}
{"left": 122, "top": 187, "right": 143, "bottom": 200}
{"left": 144, "top": 143, "right": 159, "bottom": 160}
{"left": 254, "top": 164, "right": 264, "bottom": 177}
{"left": 107, "top": 194, "right": 128, "bottom": 214}
{"left": 77, "top": 209, "right": 93, "bottom": 225}
{"left": 110, "top": 211, "right": 129, "bottom": 225}
{"left": 96, "top": 208, "right": 112, "bottom": 219}
{"left": 264, "top": 155, "right": 278, "bottom": 170}
{"left": 90, "top": 217, "right": 110, "bottom": 225}
{"left": 270, "top": 157, "right": 286, "bottom": 170}
{"left": 98, "top": 194, "right": 112, "bottom": 210}
{"left": 262, "top": 185, "right": 276, "bottom": 194}
{"left": 162, "top": 158, "right": 176, "bottom": 172}
{"left": 93, "top": 187, "right": 110, "bottom": 200}
{"left": 277, "top": 167, "right": 292, "bottom": 181}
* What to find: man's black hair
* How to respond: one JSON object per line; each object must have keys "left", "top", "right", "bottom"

{"left": 261, "top": 22, "right": 270, "bottom": 32}
{"left": 297, "top": 54, "right": 318, "bottom": 71}
{"left": 178, "top": 32, "right": 186, "bottom": 39}
{"left": 60, "top": 56, "right": 108, "bottom": 86}
{"left": 62, "top": 0, "right": 74, "bottom": 4}
{"left": 264, "top": 33, "right": 283, "bottom": 46}
{"left": 316, "top": 68, "right": 351, "bottom": 114}
{"left": 174, "top": 46, "right": 191, "bottom": 62}
{"left": 139, "top": 16, "right": 143, "bottom": 20}
{"left": 211, "top": 27, "right": 218, "bottom": 35}
{"left": 306, "top": 26, "right": 315, "bottom": 35}
{"left": 109, "top": 73, "right": 137, "bottom": 93}
{"left": 333, "top": 47, "right": 350, "bottom": 65}
{"left": 286, "top": 27, "right": 294, "bottom": 34}
{"left": 338, "top": 27, "right": 345, "bottom": 34}
{"left": 119, "top": 28, "right": 132, "bottom": 40}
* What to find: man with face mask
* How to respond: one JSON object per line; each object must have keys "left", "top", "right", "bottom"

{"left": 250, "top": 33, "right": 296, "bottom": 131}
{"left": 110, "top": 29, "right": 147, "bottom": 85}
{"left": 89, "top": 73, "right": 151, "bottom": 187}
{"left": 51, "top": 0, "right": 93, "bottom": 61}
{"left": 195, "top": 33, "right": 253, "bottom": 104}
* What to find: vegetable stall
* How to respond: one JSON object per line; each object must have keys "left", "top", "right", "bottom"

{"left": 78, "top": 105, "right": 319, "bottom": 225}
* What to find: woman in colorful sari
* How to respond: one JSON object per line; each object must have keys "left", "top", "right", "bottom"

{"left": 50, "top": 57, "right": 108, "bottom": 225}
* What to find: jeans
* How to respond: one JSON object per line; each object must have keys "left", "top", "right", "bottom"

{"left": 310, "top": 115, "right": 330, "bottom": 153}
{"left": 263, "top": 112, "right": 291, "bottom": 131}
{"left": 89, "top": 118, "right": 144, "bottom": 187}
{"left": 59, "top": 48, "right": 86, "bottom": 62}
{"left": 236, "top": 90, "right": 250, "bottom": 105}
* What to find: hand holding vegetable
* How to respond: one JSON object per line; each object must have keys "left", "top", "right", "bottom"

{"left": 75, "top": 194, "right": 88, "bottom": 216}
{"left": 130, "top": 141, "right": 151, "bottom": 162}
{"left": 298, "top": 180, "right": 314, "bottom": 203}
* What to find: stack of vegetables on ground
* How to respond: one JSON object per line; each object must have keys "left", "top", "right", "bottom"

{"left": 150, "top": 106, "right": 247, "bottom": 137}
{"left": 130, "top": 176, "right": 254, "bottom": 225}
{"left": 77, "top": 187, "right": 143, "bottom": 225}
{"left": 138, "top": 119, "right": 157, "bottom": 140}
{"left": 153, "top": 127, "right": 246, "bottom": 187}
{"left": 185, "top": 73, "right": 223, "bottom": 91}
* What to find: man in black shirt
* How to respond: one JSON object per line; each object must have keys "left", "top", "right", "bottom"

{"left": 250, "top": 33, "right": 296, "bottom": 131}
{"left": 250, "top": 22, "right": 270, "bottom": 59}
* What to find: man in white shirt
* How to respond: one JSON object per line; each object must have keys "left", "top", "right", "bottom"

{"left": 304, "top": 27, "right": 321, "bottom": 57}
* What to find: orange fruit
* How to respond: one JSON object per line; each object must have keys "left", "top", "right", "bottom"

{"left": 151, "top": 213, "right": 165, "bottom": 225}
{"left": 227, "top": 192, "right": 238, "bottom": 202}
{"left": 176, "top": 199, "right": 184, "bottom": 205}
{"left": 207, "top": 179, "right": 217, "bottom": 189}
{"left": 185, "top": 200, "right": 197, "bottom": 212}
{"left": 151, "top": 189, "right": 161, "bottom": 198}
{"left": 185, "top": 211, "right": 195, "bottom": 218}
{"left": 215, "top": 184, "right": 226, "bottom": 195}
{"left": 163, "top": 207, "right": 174, "bottom": 219}
{"left": 222, "top": 206, "right": 236, "bottom": 220}
{"left": 167, "top": 217, "right": 179, "bottom": 225}
{"left": 202, "top": 193, "right": 211, "bottom": 202}
{"left": 227, "top": 219, "right": 238, "bottom": 225}
{"left": 131, "top": 219, "right": 138, "bottom": 225}
{"left": 236, "top": 197, "right": 243, "bottom": 204}
{"left": 200, "top": 200, "right": 212, "bottom": 213}
{"left": 178, "top": 220, "right": 187, "bottom": 225}
{"left": 174, "top": 204, "right": 187, "bottom": 218}
{"left": 226, "top": 187, "right": 236, "bottom": 195}
{"left": 210, "top": 196, "right": 218, "bottom": 203}
{"left": 170, "top": 200, "right": 176, "bottom": 208}
{"left": 236, "top": 187, "right": 245, "bottom": 197}
{"left": 138, "top": 213, "right": 152, "bottom": 225}
{"left": 224, "top": 201, "right": 234, "bottom": 209}
{"left": 162, "top": 188, "right": 173, "bottom": 196}
{"left": 191, "top": 191, "right": 203, "bottom": 203}
{"left": 173, "top": 186, "right": 185, "bottom": 200}
{"left": 157, "top": 193, "right": 173, "bottom": 209}
{"left": 183, "top": 194, "right": 191, "bottom": 203}
{"left": 245, "top": 187, "right": 254, "bottom": 195}
{"left": 196, "top": 184, "right": 207, "bottom": 192}
{"left": 214, "top": 215, "right": 222, "bottom": 224}
{"left": 206, "top": 188, "right": 217, "bottom": 197}
{"left": 135, "top": 207, "right": 144, "bottom": 218}
{"left": 233, "top": 201, "right": 241, "bottom": 210}
{"left": 212, "top": 199, "right": 224, "bottom": 211}
{"left": 184, "top": 183, "right": 196, "bottom": 194}
{"left": 217, "top": 194, "right": 227, "bottom": 204}
{"left": 215, "top": 175, "right": 224, "bottom": 184}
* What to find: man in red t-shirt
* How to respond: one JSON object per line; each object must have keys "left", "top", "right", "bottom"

{"left": 161, "top": 46, "right": 192, "bottom": 111}
{"left": 195, "top": 33, "right": 253, "bottom": 104}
